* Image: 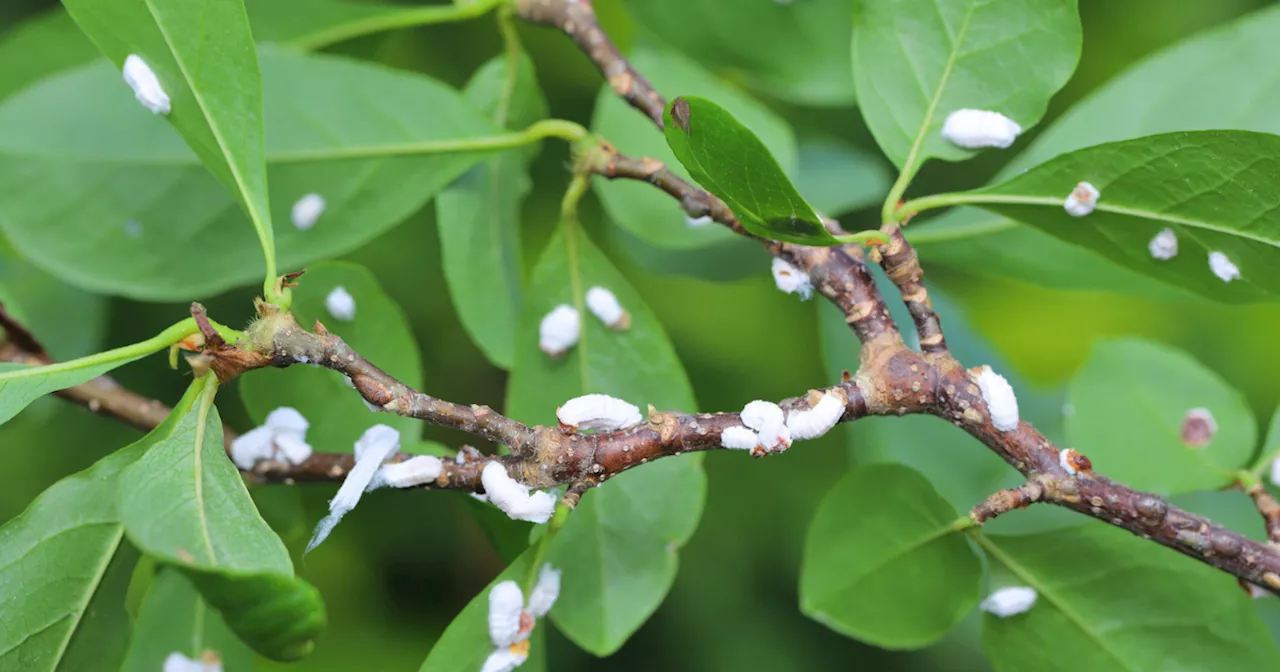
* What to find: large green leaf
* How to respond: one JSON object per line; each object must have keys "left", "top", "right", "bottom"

{"left": 120, "top": 568, "right": 252, "bottom": 671}
{"left": 1066, "top": 338, "right": 1255, "bottom": 496}
{"left": 0, "top": 50, "right": 495, "bottom": 300}
{"left": 663, "top": 96, "right": 839, "bottom": 246}
{"left": 800, "top": 464, "right": 981, "bottom": 649}
{"left": 852, "top": 0, "right": 1081, "bottom": 168}
{"left": 627, "top": 0, "right": 856, "bottom": 106}
{"left": 795, "top": 136, "right": 893, "bottom": 217}
{"left": 62, "top": 0, "right": 278, "bottom": 291}
{"left": 965, "top": 131, "right": 1280, "bottom": 302}
{"left": 980, "top": 525, "right": 1280, "bottom": 670}
{"left": 590, "top": 45, "right": 796, "bottom": 251}
{"left": 119, "top": 376, "right": 325, "bottom": 660}
{"left": 436, "top": 53, "right": 547, "bottom": 369}
{"left": 505, "top": 225, "right": 705, "bottom": 655}
{"left": 0, "top": 9, "right": 98, "bottom": 101}
{"left": 240, "top": 261, "right": 423, "bottom": 449}
{"left": 911, "top": 4, "right": 1280, "bottom": 293}
{"left": 0, "top": 353, "right": 146, "bottom": 427}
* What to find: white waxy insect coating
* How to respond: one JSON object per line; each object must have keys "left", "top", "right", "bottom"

{"left": 538, "top": 304, "right": 580, "bottom": 357}
{"left": 123, "top": 54, "right": 171, "bottom": 115}
{"left": 720, "top": 425, "right": 759, "bottom": 451}
{"left": 741, "top": 400, "right": 790, "bottom": 451}
{"left": 1059, "top": 449, "right": 1078, "bottom": 475}
{"left": 1148, "top": 228, "right": 1178, "bottom": 260}
{"left": 1270, "top": 457, "right": 1280, "bottom": 489}
{"left": 685, "top": 214, "right": 713, "bottom": 227}
{"left": 291, "top": 193, "right": 326, "bottom": 231}
{"left": 1247, "top": 582, "right": 1271, "bottom": 599}
{"left": 325, "top": 286, "right": 357, "bottom": 322}
{"left": 976, "top": 366, "right": 1019, "bottom": 432}
{"left": 229, "top": 407, "right": 313, "bottom": 469}
{"left": 786, "top": 392, "right": 846, "bottom": 441}
{"left": 481, "top": 461, "right": 557, "bottom": 523}
{"left": 556, "top": 394, "right": 642, "bottom": 432}
{"left": 377, "top": 455, "right": 444, "bottom": 489}
{"left": 940, "top": 109, "right": 1022, "bottom": 149}
{"left": 1209, "top": 251, "right": 1241, "bottom": 282}
{"left": 585, "top": 286, "right": 627, "bottom": 329}
{"left": 265, "top": 407, "right": 309, "bottom": 435}
{"left": 1063, "top": 181, "right": 1100, "bottom": 217}
{"left": 488, "top": 580, "right": 526, "bottom": 647}
{"left": 305, "top": 425, "right": 401, "bottom": 554}
{"left": 981, "top": 586, "right": 1037, "bottom": 617}
{"left": 163, "top": 652, "right": 222, "bottom": 672}
{"left": 481, "top": 647, "right": 528, "bottom": 672}
{"left": 526, "top": 564, "right": 561, "bottom": 618}
{"left": 771, "top": 257, "right": 812, "bottom": 300}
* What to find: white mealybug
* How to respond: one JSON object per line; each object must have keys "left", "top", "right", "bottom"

{"left": 1247, "top": 582, "right": 1271, "bottom": 599}
{"left": 376, "top": 454, "right": 444, "bottom": 488}
{"left": 1209, "top": 251, "right": 1241, "bottom": 282}
{"left": 526, "top": 564, "right": 562, "bottom": 618}
{"left": 940, "top": 109, "right": 1022, "bottom": 149}
{"left": 720, "top": 425, "right": 760, "bottom": 451}
{"left": 740, "top": 400, "right": 790, "bottom": 453}
{"left": 305, "top": 425, "right": 401, "bottom": 554}
{"left": 122, "top": 54, "right": 171, "bottom": 115}
{"left": 488, "top": 581, "right": 526, "bottom": 648}
{"left": 976, "top": 365, "right": 1019, "bottom": 432}
{"left": 1180, "top": 407, "right": 1217, "bottom": 448}
{"left": 585, "top": 286, "right": 630, "bottom": 330}
{"left": 556, "top": 394, "right": 642, "bottom": 432}
{"left": 163, "top": 652, "right": 221, "bottom": 672}
{"left": 786, "top": 391, "right": 846, "bottom": 441}
{"left": 1148, "top": 228, "right": 1178, "bottom": 260}
{"left": 538, "top": 304, "right": 580, "bottom": 358}
{"left": 685, "top": 214, "right": 712, "bottom": 227}
{"left": 291, "top": 193, "right": 326, "bottom": 231}
{"left": 980, "top": 586, "right": 1037, "bottom": 617}
{"left": 1063, "top": 181, "right": 1100, "bottom": 217}
{"left": 325, "top": 286, "right": 357, "bottom": 322}
{"left": 229, "top": 407, "right": 313, "bottom": 469}
{"left": 1270, "top": 457, "right": 1280, "bottom": 489}
{"left": 483, "top": 565, "right": 561, "bottom": 672}
{"left": 771, "top": 257, "right": 813, "bottom": 300}
{"left": 481, "top": 461, "right": 557, "bottom": 523}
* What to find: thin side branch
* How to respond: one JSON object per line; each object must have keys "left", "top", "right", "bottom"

{"left": 1246, "top": 483, "right": 1280, "bottom": 544}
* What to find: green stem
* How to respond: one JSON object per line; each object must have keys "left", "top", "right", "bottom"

{"left": 287, "top": 0, "right": 509, "bottom": 51}
{"left": 524, "top": 503, "right": 572, "bottom": 592}
{"left": 560, "top": 171, "right": 593, "bottom": 392}
{"left": 494, "top": 5, "right": 523, "bottom": 129}
{"left": 269, "top": 119, "right": 589, "bottom": 164}
{"left": 834, "top": 229, "right": 891, "bottom": 246}
{"left": 900, "top": 191, "right": 1061, "bottom": 215}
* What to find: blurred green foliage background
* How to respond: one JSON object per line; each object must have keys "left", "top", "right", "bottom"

{"left": 3, "top": 0, "right": 1280, "bottom": 669}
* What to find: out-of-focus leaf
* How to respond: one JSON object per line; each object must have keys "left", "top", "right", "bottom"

{"left": 246, "top": 0, "right": 498, "bottom": 50}
{"left": 965, "top": 131, "right": 1280, "bottom": 303}
{"left": 795, "top": 136, "right": 892, "bottom": 217}
{"left": 981, "top": 525, "right": 1280, "bottom": 670}
{"left": 0, "top": 50, "right": 495, "bottom": 300}
{"left": 853, "top": 0, "right": 1081, "bottom": 167}
{"left": 1250, "top": 405, "right": 1280, "bottom": 472}
{"left": 437, "top": 53, "right": 547, "bottom": 369}
{"left": 0, "top": 250, "right": 106, "bottom": 360}
{"left": 240, "top": 261, "right": 423, "bottom": 450}
{"left": 62, "top": 0, "right": 277, "bottom": 284}
{"left": 0, "top": 9, "right": 96, "bottom": 101}
{"left": 800, "top": 464, "right": 981, "bottom": 649}
{"left": 627, "top": 0, "right": 856, "bottom": 106}
{"left": 1066, "top": 338, "right": 1255, "bottom": 495}
{"left": 506, "top": 225, "right": 705, "bottom": 655}
{"left": 590, "top": 46, "right": 796, "bottom": 250}
{"left": 120, "top": 568, "right": 253, "bottom": 671}
{"left": 664, "top": 96, "right": 837, "bottom": 246}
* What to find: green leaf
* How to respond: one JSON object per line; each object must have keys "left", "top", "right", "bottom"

{"left": 505, "top": 225, "right": 705, "bottom": 655}
{"left": 853, "top": 0, "right": 1082, "bottom": 168}
{"left": 590, "top": 46, "right": 796, "bottom": 251}
{"left": 120, "top": 568, "right": 252, "bottom": 671}
{"left": 1252, "top": 405, "right": 1280, "bottom": 472}
{"left": 800, "top": 464, "right": 981, "bottom": 649}
{"left": 0, "top": 50, "right": 496, "bottom": 300}
{"left": 62, "top": 0, "right": 278, "bottom": 292}
{"left": 436, "top": 53, "right": 547, "bottom": 369}
{"left": 0, "top": 354, "right": 145, "bottom": 427}
{"left": 663, "top": 96, "right": 836, "bottom": 246}
{"left": 1066, "top": 338, "right": 1255, "bottom": 496}
{"left": 966, "top": 131, "right": 1280, "bottom": 302}
{"left": 627, "top": 1, "right": 856, "bottom": 106}
{"left": 980, "top": 524, "right": 1280, "bottom": 670}
{"left": 240, "top": 261, "right": 423, "bottom": 449}
{"left": 0, "top": 9, "right": 97, "bottom": 101}
{"left": 795, "top": 136, "right": 893, "bottom": 217}
{"left": 119, "top": 376, "right": 325, "bottom": 660}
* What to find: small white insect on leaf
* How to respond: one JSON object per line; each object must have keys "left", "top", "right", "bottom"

{"left": 526, "top": 564, "right": 561, "bottom": 618}
{"left": 1209, "top": 251, "right": 1241, "bottom": 283}
{"left": 771, "top": 257, "right": 812, "bottom": 300}
{"left": 538, "top": 304, "right": 580, "bottom": 358}
{"left": 122, "top": 54, "right": 171, "bottom": 115}
{"left": 481, "top": 461, "right": 557, "bottom": 524}
{"left": 305, "top": 425, "right": 401, "bottom": 554}
{"left": 488, "top": 580, "right": 526, "bottom": 648}
{"left": 556, "top": 393, "right": 642, "bottom": 432}
{"left": 1062, "top": 181, "right": 1100, "bottom": 217}
{"left": 976, "top": 365, "right": 1019, "bottom": 432}
{"left": 940, "top": 109, "right": 1021, "bottom": 149}
{"left": 481, "top": 644, "right": 529, "bottom": 672}
{"left": 720, "top": 425, "right": 760, "bottom": 451}
{"left": 685, "top": 214, "right": 713, "bottom": 228}
{"left": 376, "top": 454, "right": 443, "bottom": 489}
{"left": 1148, "top": 228, "right": 1178, "bottom": 260}
{"left": 1180, "top": 407, "right": 1217, "bottom": 448}
{"left": 163, "top": 652, "right": 222, "bottom": 672}
{"left": 786, "top": 391, "right": 846, "bottom": 441}
{"left": 325, "top": 286, "right": 357, "bottom": 322}
{"left": 291, "top": 193, "right": 326, "bottom": 231}
{"left": 585, "top": 286, "right": 630, "bottom": 330}
{"left": 980, "top": 586, "right": 1037, "bottom": 617}
{"left": 1270, "top": 456, "right": 1280, "bottom": 489}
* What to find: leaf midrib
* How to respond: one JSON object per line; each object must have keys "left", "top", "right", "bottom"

{"left": 895, "top": 0, "right": 978, "bottom": 171}
{"left": 45, "top": 527, "right": 125, "bottom": 668}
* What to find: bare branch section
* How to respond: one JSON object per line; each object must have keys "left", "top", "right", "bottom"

{"left": 878, "top": 226, "right": 948, "bottom": 355}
